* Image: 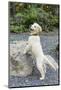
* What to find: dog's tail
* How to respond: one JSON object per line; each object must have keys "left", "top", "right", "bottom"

{"left": 44, "top": 55, "right": 58, "bottom": 71}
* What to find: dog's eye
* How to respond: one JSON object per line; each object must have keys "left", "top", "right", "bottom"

{"left": 34, "top": 26, "right": 36, "bottom": 28}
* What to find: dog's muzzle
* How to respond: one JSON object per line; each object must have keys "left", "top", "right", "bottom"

{"left": 30, "top": 27, "right": 34, "bottom": 31}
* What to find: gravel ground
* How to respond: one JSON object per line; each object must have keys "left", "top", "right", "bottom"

{"left": 9, "top": 31, "right": 59, "bottom": 88}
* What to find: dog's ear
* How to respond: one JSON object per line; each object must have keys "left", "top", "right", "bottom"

{"left": 38, "top": 26, "right": 42, "bottom": 33}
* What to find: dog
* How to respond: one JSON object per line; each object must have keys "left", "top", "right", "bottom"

{"left": 24, "top": 23, "right": 58, "bottom": 80}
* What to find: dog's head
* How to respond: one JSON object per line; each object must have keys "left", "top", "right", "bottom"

{"left": 30, "top": 23, "right": 42, "bottom": 35}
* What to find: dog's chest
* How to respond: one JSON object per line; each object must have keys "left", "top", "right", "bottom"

{"left": 29, "top": 36, "right": 40, "bottom": 43}
{"left": 28, "top": 36, "right": 43, "bottom": 56}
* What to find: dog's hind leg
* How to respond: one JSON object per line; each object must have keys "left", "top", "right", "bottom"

{"left": 37, "top": 64, "right": 46, "bottom": 80}
{"left": 36, "top": 58, "right": 46, "bottom": 80}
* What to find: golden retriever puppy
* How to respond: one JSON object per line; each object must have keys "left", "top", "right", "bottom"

{"left": 24, "top": 23, "right": 58, "bottom": 80}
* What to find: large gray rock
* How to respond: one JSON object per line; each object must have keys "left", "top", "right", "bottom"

{"left": 10, "top": 41, "right": 33, "bottom": 77}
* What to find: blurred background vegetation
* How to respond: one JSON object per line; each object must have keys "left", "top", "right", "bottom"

{"left": 9, "top": 2, "right": 59, "bottom": 33}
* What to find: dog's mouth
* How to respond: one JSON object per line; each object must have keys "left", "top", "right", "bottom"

{"left": 30, "top": 28, "right": 34, "bottom": 32}
{"left": 30, "top": 28, "right": 34, "bottom": 31}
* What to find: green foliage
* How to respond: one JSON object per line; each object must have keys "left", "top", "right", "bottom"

{"left": 10, "top": 25, "right": 28, "bottom": 33}
{"left": 9, "top": 3, "right": 59, "bottom": 33}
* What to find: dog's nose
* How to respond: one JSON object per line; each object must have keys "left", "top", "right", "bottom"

{"left": 30, "top": 28, "right": 34, "bottom": 31}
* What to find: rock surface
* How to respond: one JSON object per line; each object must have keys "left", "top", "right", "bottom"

{"left": 10, "top": 41, "right": 33, "bottom": 77}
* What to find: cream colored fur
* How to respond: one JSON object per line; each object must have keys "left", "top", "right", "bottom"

{"left": 24, "top": 23, "right": 58, "bottom": 80}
